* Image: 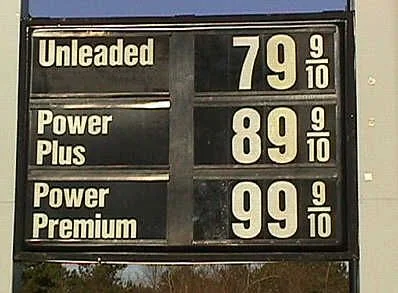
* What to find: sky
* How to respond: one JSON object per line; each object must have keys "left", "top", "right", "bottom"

{"left": 29, "top": 0, "right": 348, "bottom": 17}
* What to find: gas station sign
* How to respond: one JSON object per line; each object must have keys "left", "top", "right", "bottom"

{"left": 14, "top": 14, "right": 356, "bottom": 260}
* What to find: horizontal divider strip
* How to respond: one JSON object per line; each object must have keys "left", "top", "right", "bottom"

{"left": 195, "top": 163, "right": 337, "bottom": 169}
{"left": 30, "top": 98, "right": 171, "bottom": 109}
{"left": 194, "top": 93, "right": 337, "bottom": 104}
{"left": 25, "top": 239, "right": 167, "bottom": 246}
{"left": 28, "top": 168, "right": 170, "bottom": 181}
{"left": 192, "top": 239, "right": 340, "bottom": 246}
{"left": 30, "top": 92, "right": 170, "bottom": 99}
{"left": 193, "top": 167, "right": 338, "bottom": 180}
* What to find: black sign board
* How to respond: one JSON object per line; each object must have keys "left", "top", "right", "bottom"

{"left": 15, "top": 13, "right": 357, "bottom": 262}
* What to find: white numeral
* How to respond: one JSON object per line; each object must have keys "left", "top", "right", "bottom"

{"left": 232, "top": 181, "right": 298, "bottom": 239}
{"left": 267, "top": 181, "right": 298, "bottom": 238}
{"left": 233, "top": 36, "right": 259, "bottom": 90}
{"left": 310, "top": 34, "right": 324, "bottom": 58}
{"left": 308, "top": 213, "right": 332, "bottom": 238}
{"left": 266, "top": 35, "right": 296, "bottom": 90}
{"left": 307, "top": 138, "right": 330, "bottom": 162}
{"left": 232, "top": 107, "right": 298, "bottom": 164}
{"left": 232, "top": 181, "right": 262, "bottom": 239}
{"left": 312, "top": 181, "right": 326, "bottom": 206}
{"left": 306, "top": 65, "right": 329, "bottom": 89}
{"left": 267, "top": 107, "right": 298, "bottom": 164}
{"left": 234, "top": 34, "right": 297, "bottom": 90}
{"left": 232, "top": 108, "right": 261, "bottom": 164}
{"left": 311, "top": 107, "right": 325, "bottom": 131}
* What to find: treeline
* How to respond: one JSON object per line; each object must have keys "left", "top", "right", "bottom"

{"left": 19, "top": 262, "right": 349, "bottom": 293}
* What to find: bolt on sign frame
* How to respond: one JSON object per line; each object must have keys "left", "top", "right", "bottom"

{"left": 14, "top": 11, "right": 357, "bottom": 273}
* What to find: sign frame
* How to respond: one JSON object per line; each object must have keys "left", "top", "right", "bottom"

{"left": 14, "top": 11, "right": 357, "bottom": 263}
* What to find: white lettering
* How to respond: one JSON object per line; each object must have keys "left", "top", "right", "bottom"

{"left": 38, "top": 40, "right": 55, "bottom": 67}
{"left": 93, "top": 44, "right": 108, "bottom": 66}
{"left": 32, "top": 183, "right": 110, "bottom": 209}
{"left": 36, "top": 110, "right": 113, "bottom": 136}
{"left": 71, "top": 39, "right": 78, "bottom": 66}
{"left": 140, "top": 38, "right": 154, "bottom": 66}
{"left": 79, "top": 45, "right": 93, "bottom": 67}
{"left": 36, "top": 140, "right": 52, "bottom": 165}
{"left": 109, "top": 39, "right": 124, "bottom": 66}
{"left": 59, "top": 218, "right": 73, "bottom": 239}
{"left": 38, "top": 38, "right": 155, "bottom": 68}
{"left": 32, "top": 213, "right": 48, "bottom": 238}
{"left": 33, "top": 182, "right": 49, "bottom": 208}
{"left": 31, "top": 213, "right": 137, "bottom": 239}
{"left": 35, "top": 139, "right": 86, "bottom": 166}
{"left": 88, "top": 115, "right": 102, "bottom": 135}
{"left": 55, "top": 45, "right": 70, "bottom": 67}
{"left": 124, "top": 44, "right": 138, "bottom": 66}
{"left": 49, "top": 187, "right": 63, "bottom": 208}
{"left": 52, "top": 115, "right": 66, "bottom": 135}
{"left": 37, "top": 109, "right": 53, "bottom": 134}
{"left": 48, "top": 217, "right": 58, "bottom": 238}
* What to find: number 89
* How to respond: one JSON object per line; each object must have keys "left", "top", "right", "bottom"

{"left": 232, "top": 107, "right": 298, "bottom": 164}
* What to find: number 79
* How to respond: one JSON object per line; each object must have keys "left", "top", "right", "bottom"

{"left": 233, "top": 35, "right": 297, "bottom": 90}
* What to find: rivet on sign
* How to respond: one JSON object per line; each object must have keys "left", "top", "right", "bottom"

{"left": 364, "top": 173, "right": 373, "bottom": 182}
{"left": 368, "top": 118, "right": 376, "bottom": 127}
{"left": 368, "top": 76, "right": 376, "bottom": 86}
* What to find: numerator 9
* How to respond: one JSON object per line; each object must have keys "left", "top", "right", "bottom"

{"left": 312, "top": 181, "right": 326, "bottom": 206}
{"left": 231, "top": 181, "right": 298, "bottom": 239}
{"left": 309, "top": 34, "right": 324, "bottom": 58}
{"left": 311, "top": 106, "right": 325, "bottom": 131}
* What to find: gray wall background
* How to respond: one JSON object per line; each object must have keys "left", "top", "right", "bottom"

{"left": 0, "top": 0, "right": 20, "bottom": 292}
{"left": 1, "top": 0, "right": 398, "bottom": 292}
{"left": 356, "top": 0, "right": 398, "bottom": 291}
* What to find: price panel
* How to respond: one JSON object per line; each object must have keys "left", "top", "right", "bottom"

{"left": 194, "top": 178, "right": 340, "bottom": 244}
{"left": 195, "top": 30, "right": 335, "bottom": 92}
{"left": 195, "top": 104, "right": 336, "bottom": 166}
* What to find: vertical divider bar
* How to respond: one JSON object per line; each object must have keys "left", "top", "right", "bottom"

{"left": 167, "top": 32, "right": 195, "bottom": 245}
